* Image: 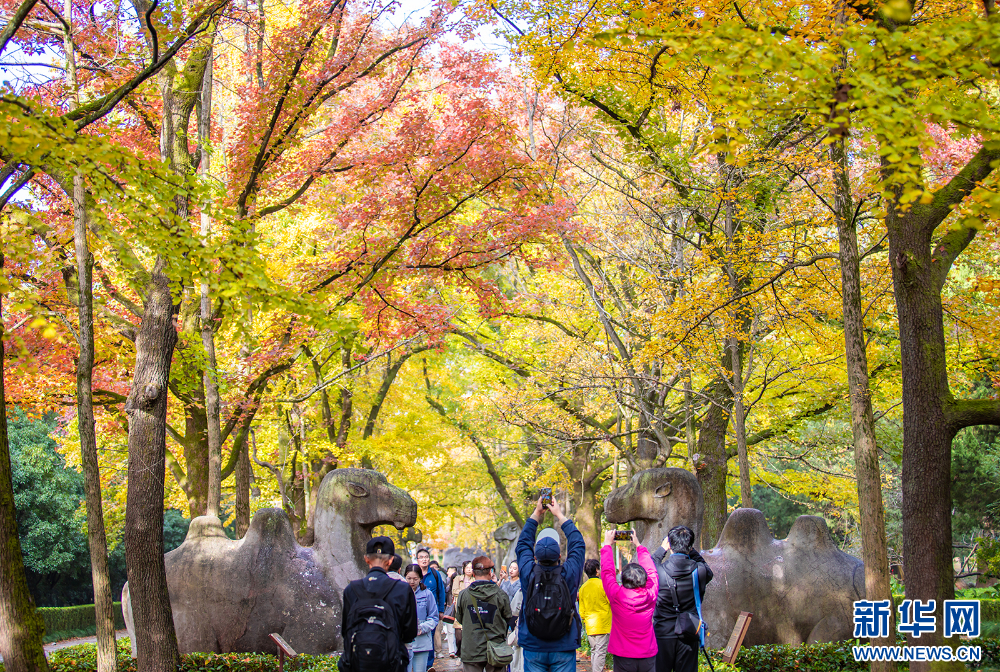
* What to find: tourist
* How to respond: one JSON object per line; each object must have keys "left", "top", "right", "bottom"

{"left": 404, "top": 564, "right": 440, "bottom": 672}
{"left": 388, "top": 554, "right": 405, "bottom": 581}
{"left": 499, "top": 561, "right": 520, "bottom": 602}
{"left": 427, "top": 559, "right": 449, "bottom": 659}
{"left": 515, "top": 495, "right": 586, "bottom": 672}
{"left": 444, "top": 566, "right": 459, "bottom": 658}
{"left": 651, "top": 526, "right": 713, "bottom": 672}
{"left": 453, "top": 560, "right": 475, "bottom": 656}
{"left": 579, "top": 558, "right": 611, "bottom": 672}
{"left": 339, "top": 537, "right": 417, "bottom": 672}
{"left": 455, "top": 555, "right": 514, "bottom": 672}
{"left": 600, "top": 530, "right": 658, "bottom": 672}
{"left": 506, "top": 566, "right": 524, "bottom": 672}
{"left": 416, "top": 549, "right": 447, "bottom": 661}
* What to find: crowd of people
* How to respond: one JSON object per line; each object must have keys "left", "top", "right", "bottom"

{"left": 336, "top": 496, "right": 712, "bottom": 672}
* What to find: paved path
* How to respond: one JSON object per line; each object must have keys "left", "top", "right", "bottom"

{"left": 45, "top": 630, "right": 129, "bottom": 653}
{"left": 425, "top": 652, "right": 592, "bottom": 672}
{"left": 0, "top": 631, "right": 127, "bottom": 663}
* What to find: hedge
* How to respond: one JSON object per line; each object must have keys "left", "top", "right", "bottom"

{"left": 699, "top": 636, "right": 1000, "bottom": 671}
{"left": 37, "top": 603, "right": 127, "bottom": 643}
{"left": 893, "top": 596, "right": 1000, "bottom": 622}
{"left": 0, "top": 639, "right": 340, "bottom": 672}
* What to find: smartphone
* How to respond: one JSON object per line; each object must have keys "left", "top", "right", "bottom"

{"left": 613, "top": 530, "right": 632, "bottom": 541}
{"left": 539, "top": 487, "right": 553, "bottom": 507}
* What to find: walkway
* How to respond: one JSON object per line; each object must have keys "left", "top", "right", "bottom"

{"left": 426, "top": 652, "right": 592, "bottom": 672}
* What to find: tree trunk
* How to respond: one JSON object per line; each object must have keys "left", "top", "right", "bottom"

{"left": 124, "top": 257, "right": 181, "bottom": 672}
{"left": 0, "top": 252, "right": 49, "bottom": 672}
{"left": 887, "top": 215, "right": 959, "bottom": 671}
{"left": 181, "top": 387, "right": 209, "bottom": 518}
{"left": 729, "top": 336, "right": 753, "bottom": 509}
{"left": 199, "top": 49, "right": 222, "bottom": 519}
{"left": 573, "top": 477, "right": 605, "bottom": 559}
{"left": 73, "top": 176, "right": 117, "bottom": 672}
{"left": 696, "top": 373, "right": 731, "bottom": 549}
{"left": 832, "top": 134, "right": 895, "bottom": 672}
{"left": 234, "top": 437, "right": 251, "bottom": 537}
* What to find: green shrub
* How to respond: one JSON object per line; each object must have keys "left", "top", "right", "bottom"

{"left": 0, "top": 639, "right": 340, "bottom": 672}
{"left": 892, "top": 596, "right": 1000, "bottom": 623}
{"left": 722, "top": 639, "right": 869, "bottom": 672}
{"left": 38, "top": 603, "right": 127, "bottom": 643}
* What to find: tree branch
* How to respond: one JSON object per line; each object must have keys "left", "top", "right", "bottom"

{"left": 0, "top": 0, "right": 39, "bottom": 57}
{"left": 945, "top": 397, "right": 1000, "bottom": 432}
{"left": 426, "top": 395, "right": 525, "bottom": 527}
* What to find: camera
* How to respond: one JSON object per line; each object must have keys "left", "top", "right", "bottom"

{"left": 539, "top": 487, "right": 553, "bottom": 507}
{"left": 613, "top": 530, "right": 632, "bottom": 541}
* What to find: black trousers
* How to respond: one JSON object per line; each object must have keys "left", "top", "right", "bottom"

{"left": 654, "top": 637, "right": 698, "bottom": 672}
{"left": 613, "top": 655, "right": 656, "bottom": 672}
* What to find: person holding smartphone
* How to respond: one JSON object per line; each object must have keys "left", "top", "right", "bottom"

{"left": 600, "top": 530, "right": 659, "bottom": 672}
{"left": 514, "top": 491, "right": 586, "bottom": 672}
{"left": 651, "top": 526, "right": 712, "bottom": 672}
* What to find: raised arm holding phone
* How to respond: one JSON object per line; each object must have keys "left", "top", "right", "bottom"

{"left": 514, "top": 492, "right": 585, "bottom": 672}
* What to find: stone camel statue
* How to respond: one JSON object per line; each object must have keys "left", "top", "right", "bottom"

{"left": 493, "top": 521, "right": 521, "bottom": 567}
{"left": 442, "top": 546, "right": 490, "bottom": 569}
{"left": 123, "top": 468, "right": 417, "bottom": 655}
{"left": 603, "top": 468, "right": 864, "bottom": 648}
{"left": 603, "top": 467, "right": 703, "bottom": 550}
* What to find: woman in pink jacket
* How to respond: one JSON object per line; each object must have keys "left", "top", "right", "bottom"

{"left": 600, "top": 530, "right": 660, "bottom": 672}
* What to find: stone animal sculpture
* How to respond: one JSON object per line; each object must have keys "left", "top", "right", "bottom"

{"left": 699, "top": 509, "right": 864, "bottom": 648}
{"left": 603, "top": 467, "right": 703, "bottom": 550}
{"left": 122, "top": 469, "right": 417, "bottom": 655}
{"left": 443, "top": 546, "right": 490, "bottom": 569}
{"left": 603, "top": 469, "right": 864, "bottom": 648}
{"left": 493, "top": 521, "right": 521, "bottom": 567}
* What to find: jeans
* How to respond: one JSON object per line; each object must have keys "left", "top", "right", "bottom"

{"left": 523, "top": 649, "right": 576, "bottom": 672}
{"left": 409, "top": 650, "right": 431, "bottom": 672}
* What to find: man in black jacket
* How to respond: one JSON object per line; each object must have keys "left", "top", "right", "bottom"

{"left": 651, "top": 526, "right": 713, "bottom": 672}
{"left": 339, "top": 537, "right": 418, "bottom": 672}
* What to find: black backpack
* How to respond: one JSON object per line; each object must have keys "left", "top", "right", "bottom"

{"left": 344, "top": 579, "right": 402, "bottom": 672}
{"left": 661, "top": 567, "right": 708, "bottom": 642}
{"left": 524, "top": 564, "right": 575, "bottom": 640}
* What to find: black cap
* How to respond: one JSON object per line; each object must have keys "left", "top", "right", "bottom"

{"left": 366, "top": 536, "right": 395, "bottom": 556}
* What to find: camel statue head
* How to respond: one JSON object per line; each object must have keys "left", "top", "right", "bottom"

{"left": 603, "top": 467, "right": 703, "bottom": 549}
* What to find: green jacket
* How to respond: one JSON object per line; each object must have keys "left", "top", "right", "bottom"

{"left": 455, "top": 580, "right": 513, "bottom": 663}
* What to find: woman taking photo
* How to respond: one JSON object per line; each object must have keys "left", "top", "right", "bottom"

{"left": 404, "top": 564, "right": 440, "bottom": 672}
{"left": 600, "top": 530, "right": 659, "bottom": 672}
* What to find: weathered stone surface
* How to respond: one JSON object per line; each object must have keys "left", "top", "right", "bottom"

{"left": 123, "top": 469, "right": 416, "bottom": 655}
{"left": 603, "top": 469, "right": 864, "bottom": 648}
{"left": 604, "top": 468, "right": 703, "bottom": 550}
{"left": 700, "top": 509, "right": 864, "bottom": 648}
{"left": 442, "top": 547, "right": 489, "bottom": 569}
{"left": 493, "top": 522, "right": 520, "bottom": 567}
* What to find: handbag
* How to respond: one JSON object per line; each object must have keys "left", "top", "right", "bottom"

{"left": 441, "top": 603, "right": 456, "bottom": 624}
{"left": 665, "top": 569, "right": 704, "bottom": 642}
{"left": 472, "top": 596, "right": 515, "bottom": 666}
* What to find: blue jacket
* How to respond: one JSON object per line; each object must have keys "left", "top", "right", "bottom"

{"left": 423, "top": 566, "right": 447, "bottom": 616}
{"left": 411, "top": 586, "right": 440, "bottom": 652}
{"left": 516, "top": 517, "right": 586, "bottom": 652}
